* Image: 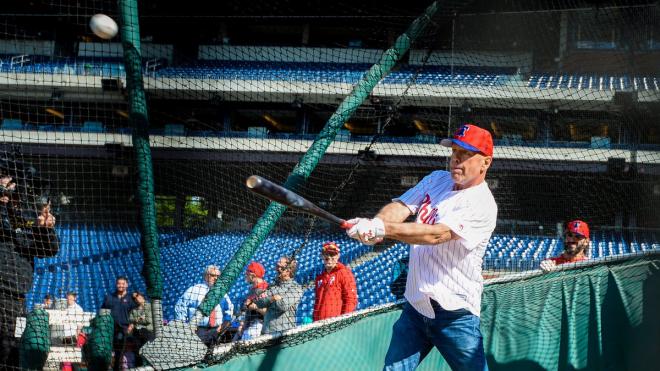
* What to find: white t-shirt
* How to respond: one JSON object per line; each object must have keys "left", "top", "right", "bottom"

{"left": 64, "top": 303, "right": 84, "bottom": 317}
{"left": 395, "top": 170, "right": 497, "bottom": 318}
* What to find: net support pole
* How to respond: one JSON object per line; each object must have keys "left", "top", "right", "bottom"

{"left": 118, "top": 0, "right": 164, "bottom": 337}
{"left": 199, "top": 1, "right": 439, "bottom": 316}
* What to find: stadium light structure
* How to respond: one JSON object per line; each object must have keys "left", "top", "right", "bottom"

{"left": 116, "top": 109, "right": 130, "bottom": 119}
{"left": 343, "top": 121, "right": 375, "bottom": 134}
{"left": 45, "top": 107, "right": 64, "bottom": 120}
{"left": 490, "top": 122, "right": 502, "bottom": 138}
{"left": 413, "top": 119, "right": 431, "bottom": 134}
{"left": 263, "top": 113, "right": 294, "bottom": 131}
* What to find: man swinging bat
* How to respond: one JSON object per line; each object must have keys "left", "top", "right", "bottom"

{"left": 346, "top": 124, "right": 497, "bottom": 371}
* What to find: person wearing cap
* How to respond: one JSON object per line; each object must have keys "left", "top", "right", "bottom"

{"left": 540, "top": 220, "right": 591, "bottom": 272}
{"left": 313, "top": 242, "right": 358, "bottom": 322}
{"left": 346, "top": 123, "right": 496, "bottom": 370}
{"left": 235, "top": 261, "right": 269, "bottom": 340}
{"left": 246, "top": 256, "right": 303, "bottom": 335}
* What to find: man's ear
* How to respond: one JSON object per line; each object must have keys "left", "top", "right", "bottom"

{"left": 481, "top": 156, "right": 492, "bottom": 172}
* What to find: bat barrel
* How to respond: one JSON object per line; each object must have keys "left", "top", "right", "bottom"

{"left": 245, "top": 175, "right": 263, "bottom": 189}
{"left": 246, "top": 175, "right": 349, "bottom": 228}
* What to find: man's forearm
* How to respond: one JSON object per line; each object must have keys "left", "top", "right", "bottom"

{"left": 384, "top": 221, "right": 454, "bottom": 245}
{"left": 375, "top": 201, "right": 412, "bottom": 223}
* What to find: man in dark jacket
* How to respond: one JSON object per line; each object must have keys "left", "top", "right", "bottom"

{"left": 102, "top": 276, "right": 136, "bottom": 371}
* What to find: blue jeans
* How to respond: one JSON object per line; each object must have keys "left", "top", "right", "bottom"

{"left": 384, "top": 302, "right": 488, "bottom": 371}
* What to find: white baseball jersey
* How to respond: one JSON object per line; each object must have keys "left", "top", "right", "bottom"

{"left": 394, "top": 170, "right": 497, "bottom": 318}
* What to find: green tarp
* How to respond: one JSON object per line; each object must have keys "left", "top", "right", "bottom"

{"left": 200, "top": 256, "right": 659, "bottom": 371}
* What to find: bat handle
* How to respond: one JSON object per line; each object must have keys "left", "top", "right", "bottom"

{"left": 339, "top": 220, "right": 354, "bottom": 230}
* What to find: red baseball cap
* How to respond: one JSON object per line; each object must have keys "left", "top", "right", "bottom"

{"left": 246, "top": 261, "right": 265, "bottom": 278}
{"left": 566, "top": 220, "right": 590, "bottom": 238}
{"left": 322, "top": 241, "right": 340, "bottom": 255}
{"left": 440, "top": 124, "right": 494, "bottom": 157}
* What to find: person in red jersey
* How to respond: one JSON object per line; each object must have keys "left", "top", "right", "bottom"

{"left": 541, "top": 220, "right": 591, "bottom": 272}
{"left": 313, "top": 241, "right": 358, "bottom": 321}
{"left": 236, "top": 261, "right": 269, "bottom": 340}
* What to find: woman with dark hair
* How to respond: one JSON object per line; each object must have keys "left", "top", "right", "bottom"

{"left": 128, "top": 292, "right": 154, "bottom": 346}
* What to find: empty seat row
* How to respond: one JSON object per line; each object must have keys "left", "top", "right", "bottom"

{"left": 528, "top": 74, "right": 659, "bottom": 91}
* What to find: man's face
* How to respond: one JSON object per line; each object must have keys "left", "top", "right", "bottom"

{"left": 449, "top": 145, "right": 491, "bottom": 189}
{"left": 116, "top": 279, "right": 128, "bottom": 294}
{"left": 244, "top": 271, "right": 255, "bottom": 284}
{"left": 564, "top": 231, "right": 589, "bottom": 256}
{"left": 275, "top": 258, "right": 292, "bottom": 281}
{"left": 67, "top": 294, "right": 76, "bottom": 306}
{"left": 321, "top": 252, "right": 340, "bottom": 271}
{"left": 205, "top": 268, "right": 220, "bottom": 286}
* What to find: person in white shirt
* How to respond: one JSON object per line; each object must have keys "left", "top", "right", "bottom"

{"left": 64, "top": 292, "right": 84, "bottom": 315}
{"left": 174, "top": 265, "right": 234, "bottom": 345}
{"left": 62, "top": 292, "right": 85, "bottom": 345}
{"left": 347, "top": 124, "right": 496, "bottom": 371}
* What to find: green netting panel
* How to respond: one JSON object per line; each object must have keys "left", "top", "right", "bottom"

{"left": 84, "top": 313, "right": 114, "bottom": 370}
{"left": 481, "top": 256, "right": 660, "bottom": 370}
{"left": 18, "top": 308, "right": 50, "bottom": 371}
{"left": 199, "top": 256, "right": 659, "bottom": 371}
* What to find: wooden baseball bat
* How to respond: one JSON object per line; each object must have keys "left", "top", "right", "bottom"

{"left": 245, "top": 175, "right": 352, "bottom": 229}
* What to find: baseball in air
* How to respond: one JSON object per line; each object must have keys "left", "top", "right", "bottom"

{"left": 89, "top": 14, "right": 118, "bottom": 40}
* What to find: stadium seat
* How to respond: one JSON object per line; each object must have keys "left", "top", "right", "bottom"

{"left": 1, "top": 118, "right": 23, "bottom": 130}
{"left": 164, "top": 123, "right": 186, "bottom": 136}
{"left": 82, "top": 121, "right": 104, "bottom": 132}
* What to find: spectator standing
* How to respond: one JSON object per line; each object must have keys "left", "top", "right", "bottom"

{"left": 174, "top": 265, "right": 233, "bottom": 346}
{"left": 101, "top": 276, "right": 136, "bottom": 371}
{"left": 236, "top": 262, "right": 268, "bottom": 340}
{"left": 125, "top": 291, "right": 153, "bottom": 367}
{"left": 247, "top": 256, "right": 303, "bottom": 334}
{"left": 313, "top": 242, "right": 357, "bottom": 321}
{"left": 128, "top": 291, "right": 154, "bottom": 345}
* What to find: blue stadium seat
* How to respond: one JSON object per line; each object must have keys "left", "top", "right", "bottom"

{"left": 164, "top": 123, "right": 186, "bottom": 136}
{"left": 82, "top": 121, "right": 104, "bottom": 132}
{"left": 1, "top": 118, "right": 23, "bottom": 130}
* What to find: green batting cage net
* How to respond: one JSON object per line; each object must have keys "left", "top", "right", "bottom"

{"left": 0, "top": 0, "right": 659, "bottom": 370}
